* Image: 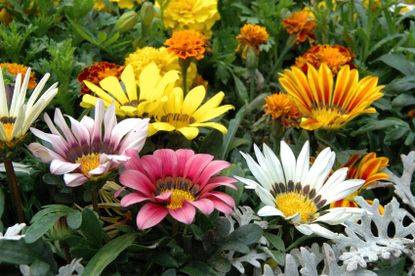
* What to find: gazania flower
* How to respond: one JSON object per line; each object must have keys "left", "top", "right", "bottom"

{"left": 263, "top": 93, "right": 301, "bottom": 128}
{"left": 331, "top": 153, "right": 389, "bottom": 211}
{"left": 0, "top": 67, "right": 58, "bottom": 150}
{"left": 156, "top": 0, "right": 220, "bottom": 38}
{"left": 236, "top": 24, "right": 269, "bottom": 59}
{"left": 294, "top": 44, "right": 355, "bottom": 74}
{"left": 77, "top": 61, "right": 124, "bottom": 95}
{"left": 28, "top": 99, "right": 149, "bottom": 187}
{"left": 165, "top": 30, "right": 208, "bottom": 61}
{"left": 119, "top": 149, "right": 236, "bottom": 229}
{"left": 235, "top": 141, "right": 365, "bottom": 238}
{"left": 80, "top": 63, "right": 179, "bottom": 118}
{"left": 149, "top": 85, "right": 234, "bottom": 140}
{"left": 124, "top": 46, "right": 197, "bottom": 89}
{"left": 0, "top": 63, "right": 37, "bottom": 89}
{"left": 282, "top": 10, "right": 315, "bottom": 44}
{"left": 279, "top": 64, "right": 384, "bottom": 130}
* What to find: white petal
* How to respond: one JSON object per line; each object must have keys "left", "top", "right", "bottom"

{"left": 294, "top": 141, "right": 309, "bottom": 183}
{"left": 64, "top": 173, "right": 88, "bottom": 187}
{"left": 240, "top": 151, "right": 274, "bottom": 191}
{"left": 280, "top": 141, "right": 296, "bottom": 183}
{"left": 322, "top": 179, "right": 365, "bottom": 204}
{"left": 103, "top": 102, "right": 117, "bottom": 142}
{"left": 28, "top": 143, "right": 62, "bottom": 163}
{"left": 0, "top": 70, "right": 8, "bottom": 117}
{"left": 262, "top": 143, "right": 285, "bottom": 184}
{"left": 50, "top": 159, "right": 80, "bottom": 175}
{"left": 91, "top": 99, "right": 105, "bottom": 142}
{"left": 253, "top": 144, "right": 276, "bottom": 187}
{"left": 317, "top": 167, "right": 348, "bottom": 196}
{"left": 258, "top": 205, "right": 284, "bottom": 217}
{"left": 296, "top": 223, "right": 338, "bottom": 239}
{"left": 68, "top": 116, "right": 90, "bottom": 145}
{"left": 316, "top": 207, "right": 365, "bottom": 224}
{"left": 117, "top": 118, "right": 149, "bottom": 153}
{"left": 234, "top": 175, "right": 260, "bottom": 189}
{"left": 3, "top": 223, "right": 26, "bottom": 239}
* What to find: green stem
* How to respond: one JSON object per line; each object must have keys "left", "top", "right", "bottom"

{"left": 91, "top": 188, "right": 99, "bottom": 215}
{"left": 249, "top": 68, "right": 256, "bottom": 102}
{"left": 182, "top": 64, "right": 188, "bottom": 94}
{"left": 285, "top": 233, "right": 316, "bottom": 252}
{"left": 4, "top": 159, "right": 24, "bottom": 223}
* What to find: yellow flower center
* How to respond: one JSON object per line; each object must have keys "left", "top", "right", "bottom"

{"left": 166, "top": 189, "right": 195, "bottom": 209}
{"left": 311, "top": 107, "right": 345, "bottom": 129}
{"left": 275, "top": 192, "right": 318, "bottom": 223}
{"left": 0, "top": 117, "right": 16, "bottom": 141}
{"left": 161, "top": 113, "right": 196, "bottom": 128}
{"left": 75, "top": 153, "right": 101, "bottom": 176}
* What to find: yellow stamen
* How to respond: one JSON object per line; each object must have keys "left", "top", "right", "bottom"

{"left": 275, "top": 192, "right": 318, "bottom": 223}
{"left": 161, "top": 113, "right": 196, "bottom": 128}
{"left": 75, "top": 153, "right": 101, "bottom": 176}
{"left": 3, "top": 123, "right": 14, "bottom": 140}
{"left": 166, "top": 189, "right": 195, "bottom": 209}
{"left": 311, "top": 107, "right": 345, "bottom": 129}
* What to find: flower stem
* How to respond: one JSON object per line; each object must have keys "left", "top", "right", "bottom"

{"left": 4, "top": 159, "right": 24, "bottom": 223}
{"left": 179, "top": 58, "right": 191, "bottom": 94}
{"left": 91, "top": 188, "right": 99, "bottom": 215}
{"left": 249, "top": 68, "right": 256, "bottom": 102}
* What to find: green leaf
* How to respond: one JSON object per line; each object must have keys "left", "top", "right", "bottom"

{"left": 222, "top": 241, "right": 250, "bottom": 253}
{"left": 0, "top": 240, "right": 36, "bottom": 264}
{"left": 221, "top": 105, "right": 247, "bottom": 159}
{"left": 351, "top": 118, "right": 408, "bottom": 136}
{"left": 232, "top": 74, "right": 249, "bottom": 104}
{"left": 0, "top": 188, "right": 4, "bottom": 218}
{"left": 264, "top": 232, "right": 285, "bottom": 251}
{"left": 161, "top": 268, "right": 177, "bottom": 276}
{"left": 392, "top": 94, "right": 415, "bottom": 107}
{"left": 67, "top": 210, "right": 82, "bottom": 230}
{"left": 228, "top": 224, "right": 263, "bottom": 245}
{"left": 83, "top": 233, "right": 137, "bottom": 275}
{"left": 378, "top": 53, "right": 415, "bottom": 76}
{"left": 150, "top": 251, "right": 179, "bottom": 268}
{"left": 181, "top": 261, "right": 218, "bottom": 276}
{"left": 97, "top": 31, "right": 108, "bottom": 44}
{"left": 80, "top": 208, "right": 104, "bottom": 246}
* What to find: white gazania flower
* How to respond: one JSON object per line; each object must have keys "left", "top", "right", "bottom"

{"left": 0, "top": 68, "right": 58, "bottom": 148}
{"left": 235, "top": 141, "right": 366, "bottom": 238}
{"left": 28, "top": 99, "right": 149, "bottom": 187}
{"left": 0, "top": 223, "right": 26, "bottom": 240}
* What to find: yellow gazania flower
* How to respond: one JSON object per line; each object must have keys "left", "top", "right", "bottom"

{"left": 279, "top": 63, "right": 384, "bottom": 130}
{"left": 80, "top": 63, "right": 179, "bottom": 118}
{"left": 124, "top": 46, "right": 197, "bottom": 89}
{"left": 156, "top": 0, "right": 220, "bottom": 38}
{"left": 149, "top": 85, "right": 234, "bottom": 140}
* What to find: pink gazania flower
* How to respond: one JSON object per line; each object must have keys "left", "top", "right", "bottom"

{"left": 119, "top": 149, "right": 237, "bottom": 229}
{"left": 28, "top": 99, "right": 149, "bottom": 187}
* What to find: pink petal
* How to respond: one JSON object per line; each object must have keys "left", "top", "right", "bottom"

{"left": 200, "top": 176, "right": 237, "bottom": 193}
{"left": 124, "top": 149, "right": 142, "bottom": 171}
{"left": 50, "top": 159, "right": 80, "bottom": 175}
{"left": 140, "top": 155, "right": 162, "bottom": 182}
{"left": 68, "top": 116, "right": 90, "bottom": 145}
{"left": 91, "top": 99, "right": 104, "bottom": 142}
{"left": 114, "top": 187, "right": 126, "bottom": 198}
{"left": 176, "top": 149, "right": 194, "bottom": 176}
{"left": 53, "top": 109, "right": 76, "bottom": 144}
{"left": 197, "top": 160, "right": 230, "bottom": 187}
{"left": 64, "top": 173, "right": 88, "bottom": 187}
{"left": 207, "top": 192, "right": 236, "bottom": 208}
{"left": 189, "top": 198, "right": 215, "bottom": 215}
{"left": 209, "top": 197, "right": 234, "bottom": 215}
{"left": 184, "top": 153, "right": 213, "bottom": 181}
{"left": 28, "top": 142, "right": 62, "bottom": 163}
{"left": 121, "top": 192, "right": 149, "bottom": 207}
{"left": 119, "top": 169, "right": 154, "bottom": 195}
{"left": 154, "top": 149, "right": 177, "bottom": 177}
{"left": 168, "top": 202, "right": 196, "bottom": 224}
{"left": 136, "top": 202, "right": 168, "bottom": 230}
{"left": 154, "top": 190, "right": 172, "bottom": 202}
{"left": 103, "top": 103, "right": 117, "bottom": 142}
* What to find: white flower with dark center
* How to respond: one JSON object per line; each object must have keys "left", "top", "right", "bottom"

{"left": 28, "top": 99, "right": 149, "bottom": 187}
{"left": 235, "top": 141, "right": 366, "bottom": 238}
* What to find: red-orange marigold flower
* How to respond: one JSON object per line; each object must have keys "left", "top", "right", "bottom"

{"left": 165, "top": 30, "right": 208, "bottom": 60}
{"left": 295, "top": 44, "right": 355, "bottom": 74}
{"left": 236, "top": 24, "right": 269, "bottom": 59}
{"left": 0, "top": 63, "right": 37, "bottom": 89}
{"left": 282, "top": 10, "right": 315, "bottom": 44}
{"left": 264, "top": 93, "right": 301, "bottom": 128}
{"left": 77, "top": 61, "right": 125, "bottom": 95}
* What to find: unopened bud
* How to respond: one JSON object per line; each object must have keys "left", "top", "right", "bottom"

{"left": 115, "top": 11, "right": 138, "bottom": 33}
{"left": 140, "top": 1, "right": 154, "bottom": 27}
{"left": 246, "top": 47, "right": 258, "bottom": 70}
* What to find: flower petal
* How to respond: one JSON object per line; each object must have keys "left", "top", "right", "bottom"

{"left": 168, "top": 202, "right": 196, "bottom": 224}
{"left": 136, "top": 203, "right": 169, "bottom": 230}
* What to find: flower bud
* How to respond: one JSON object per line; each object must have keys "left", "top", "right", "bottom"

{"left": 140, "top": 1, "right": 154, "bottom": 27}
{"left": 48, "top": 217, "right": 73, "bottom": 241}
{"left": 115, "top": 11, "right": 138, "bottom": 33}
{"left": 246, "top": 47, "right": 258, "bottom": 70}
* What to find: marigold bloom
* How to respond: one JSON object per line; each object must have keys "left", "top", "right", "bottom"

{"left": 29, "top": 100, "right": 149, "bottom": 187}
{"left": 295, "top": 44, "right": 355, "bottom": 74}
{"left": 263, "top": 93, "right": 301, "bottom": 128}
{"left": 80, "top": 63, "right": 179, "bottom": 118}
{"left": 119, "top": 149, "right": 236, "bottom": 229}
{"left": 157, "top": 0, "right": 220, "bottom": 38}
{"left": 0, "top": 63, "right": 37, "bottom": 90}
{"left": 149, "top": 85, "right": 234, "bottom": 140}
{"left": 124, "top": 46, "right": 196, "bottom": 89}
{"left": 94, "top": 0, "right": 142, "bottom": 10}
{"left": 279, "top": 64, "right": 384, "bottom": 130}
{"left": 331, "top": 153, "right": 389, "bottom": 211}
{"left": 77, "top": 62, "right": 124, "bottom": 95}
{"left": 0, "top": 67, "right": 57, "bottom": 150}
{"left": 282, "top": 10, "right": 315, "bottom": 44}
{"left": 236, "top": 24, "right": 269, "bottom": 59}
{"left": 235, "top": 141, "right": 365, "bottom": 238}
{"left": 165, "top": 30, "right": 208, "bottom": 60}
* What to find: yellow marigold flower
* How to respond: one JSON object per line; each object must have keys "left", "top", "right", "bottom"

{"left": 157, "top": 0, "right": 220, "bottom": 38}
{"left": 279, "top": 64, "right": 384, "bottom": 130}
{"left": 125, "top": 46, "right": 197, "bottom": 89}
{"left": 0, "top": 63, "right": 37, "bottom": 90}
{"left": 263, "top": 93, "right": 301, "bottom": 128}
{"left": 236, "top": 24, "right": 269, "bottom": 59}
{"left": 295, "top": 44, "right": 355, "bottom": 74}
{"left": 0, "top": 7, "right": 12, "bottom": 24}
{"left": 363, "top": 0, "right": 381, "bottom": 10}
{"left": 331, "top": 153, "right": 389, "bottom": 213}
{"left": 77, "top": 61, "right": 124, "bottom": 95}
{"left": 149, "top": 85, "right": 234, "bottom": 140}
{"left": 165, "top": 30, "right": 208, "bottom": 60}
{"left": 282, "top": 10, "right": 315, "bottom": 44}
{"left": 80, "top": 63, "right": 179, "bottom": 118}
{"left": 94, "top": 0, "right": 142, "bottom": 10}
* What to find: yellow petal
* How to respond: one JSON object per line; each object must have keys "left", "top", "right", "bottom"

{"left": 100, "top": 76, "right": 129, "bottom": 103}
{"left": 192, "top": 92, "right": 225, "bottom": 118}
{"left": 182, "top": 86, "right": 206, "bottom": 114}
{"left": 84, "top": 81, "right": 117, "bottom": 104}
{"left": 300, "top": 118, "right": 323, "bottom": 130}
{"left": 121, "top": 65, "right": 138, "bottom": 101}
{"left": 151, "top": 122, "right": 176, "bottom": 132}
{"left": 80, "top": 94, "right": 98, "bottom": 108}
{"left": 139, "top": 63, "right": 160, "bottom": 100}
{"left": 194, "top": 104, "right": 234, "bottom": 122}
{"left": 177, "top": 127, "right": 199, "bottom": 140}
{"left": 191, "top": 122, "right": 228, "bottom": 134}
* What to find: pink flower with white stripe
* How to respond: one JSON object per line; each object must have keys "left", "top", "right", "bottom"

{"left": 28, "top": 99, "right": 149, "bottom": 187}
{"left": 119, "top": 149, "right": 236, "bottom": 229}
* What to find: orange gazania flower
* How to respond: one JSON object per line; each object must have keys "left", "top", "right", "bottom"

{"left": 263, "top": 93, "right": 301, "bottom": 128}
{"left": 236, "top": 24, "right": 269, "bottom": 59}
{"left": 282, "top": 10, "right": 315, "bottom": 44}
{"left": 279, "top": 64, "right": 384, "bottom": 130}
{"left": 165, "top": 30, "right": 208, "bottom": 60}
{"left": 77, "top": 61, "right": 124, "bottom": 95}
{"left": 0, "top": 63, "right": 37, "bottom": 89}
{"left": 295, "top": 44, "right": 355, "bottom": 74}
{"left": 331, "top": 153, "right": 389, "bottom": 212}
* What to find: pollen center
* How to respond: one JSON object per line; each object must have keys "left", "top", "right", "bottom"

{"left": 166, "top": 189, "right": 195, "bottom": 209}
{"left": 311, "top": 107, "right": 345, "bottom": 128}
{"left": 76, "top": 153, "right": 100, "bottom": 176}
{"left": 0, "top": 117, "right": 16, "bottom": 141}
{"left": 275, "top": 192, "right": 318, "bottom": 223}
{"left": 160, "top": 113, "right": 196, "bottom": 128}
